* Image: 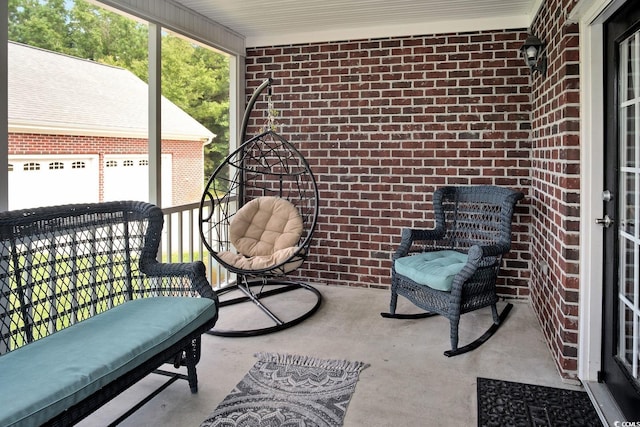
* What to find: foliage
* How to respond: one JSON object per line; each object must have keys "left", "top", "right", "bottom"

{"left": 9, "top": 0, "right": 68, "bottom": 52}
{"left": 8, "top": 0, "right": 230, "bottom": 184}
{"left": 160, "top": 35, "right": 230, "bottom": 175}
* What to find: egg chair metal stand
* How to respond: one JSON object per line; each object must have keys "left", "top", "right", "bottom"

{"left": 199, "top": 78, "right": 321, "bottom": 337}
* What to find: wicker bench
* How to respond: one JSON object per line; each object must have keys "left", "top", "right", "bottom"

{"left": 0, "top": 201, "right": 219, "bottom": 426}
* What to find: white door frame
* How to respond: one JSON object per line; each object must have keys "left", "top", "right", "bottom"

{"left": 573, "top": 0, "right": 629, "bottom": 384}
{"left": 573, "top": 2, "right": 640, "bottom": 423}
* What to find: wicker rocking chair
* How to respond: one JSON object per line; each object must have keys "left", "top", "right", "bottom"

{"left": 199, "top": 78, "right": 321, "bottom": 337}
{"left": 382, "top": 185, "right": 523, "bottom": 356}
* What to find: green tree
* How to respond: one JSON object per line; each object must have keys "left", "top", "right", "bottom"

{"left": 8, "top": 0, "right": 69, "bottom": 52}
{"left": 161, "top": 37, "right": 230, "bottom": 176}
{"left": 68, "top": 0, "right": 148, "bottom": 76}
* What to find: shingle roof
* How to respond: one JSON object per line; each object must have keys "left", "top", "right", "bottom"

{"left": 8, "top": 41, "right": 214, "bottom": 141}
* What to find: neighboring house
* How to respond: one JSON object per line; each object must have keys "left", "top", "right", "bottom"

{"left": 7, "top": 41, "right": 214, "bottom": 209}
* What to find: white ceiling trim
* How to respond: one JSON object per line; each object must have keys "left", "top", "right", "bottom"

{"left": 246, "top": 15, "right": 532, "bottom": 47}
{"left": 171, "top": 0, "right": 544, "bottom": 49}
{"left": 98, "top": 0, "right": 245, "bottom": 55}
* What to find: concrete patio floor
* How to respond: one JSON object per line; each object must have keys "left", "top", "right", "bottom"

{"left": 80, "top": 284, "right": 586, "bottom": 426}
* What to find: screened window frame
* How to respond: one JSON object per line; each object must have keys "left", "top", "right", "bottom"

{"left": 0, "top": 0, "right": 245, "bottom": 211}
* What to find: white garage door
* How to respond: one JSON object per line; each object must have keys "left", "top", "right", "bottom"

{"left": 8, "top": 155, "right": 99, "bottom": 210}
{"left": 103, "top": 154, "right": 172, "bottom": 207}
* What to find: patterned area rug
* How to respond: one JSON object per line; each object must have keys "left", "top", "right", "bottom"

{"left": 477, "top": 377, "right": 603, "bottom": 427}
{"left": 201, "top": 352, "right": 369, "bottom": 427}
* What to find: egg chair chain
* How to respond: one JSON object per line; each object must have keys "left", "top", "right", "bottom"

{"left": 264, "top": 86, "right": 279, "bottom": 133}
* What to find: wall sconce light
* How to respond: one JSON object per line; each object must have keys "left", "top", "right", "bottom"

{"left": 520, "top": 33, "right": 547, "bottom": 75}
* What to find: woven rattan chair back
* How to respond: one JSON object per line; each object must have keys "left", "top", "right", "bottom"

{"left": 432, "top": 186, "right": 519, "bottom": 262}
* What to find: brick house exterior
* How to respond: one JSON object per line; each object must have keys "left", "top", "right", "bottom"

{"left": 8, "top": 42, "right": 213, "bottom": 209}
{"left": 8, "top": 133, "right": 206, "bottom": 206}
{"left": 243, "top": 0, "right": 583, "bottom": 381}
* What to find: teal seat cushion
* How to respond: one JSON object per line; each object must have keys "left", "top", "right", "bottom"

{"left": 395, "top": 250, "right": 468, "bottom": 291}
{"left": 0, "top": 296, "right": 216, "bottom": 427}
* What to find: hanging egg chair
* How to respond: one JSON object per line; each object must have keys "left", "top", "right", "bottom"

{"left": 199, "top": 78, "right": 321, "bottom": 337}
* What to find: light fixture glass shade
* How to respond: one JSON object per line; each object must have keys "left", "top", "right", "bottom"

{"left": 525, "top": 45, "right": 538, "bottom": 61}
{"left": 519, "top": 33, "right": 547, "bottom": 75}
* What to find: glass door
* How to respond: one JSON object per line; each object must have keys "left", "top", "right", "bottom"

{"left": 603, "top": 2, "right": 640, "bottom": 420}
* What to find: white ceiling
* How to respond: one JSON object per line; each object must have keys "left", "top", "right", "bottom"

{"left": 173, "top": 0, "right": 542, "bottom": 47}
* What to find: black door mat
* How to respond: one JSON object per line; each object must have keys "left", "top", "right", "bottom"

{"left": 477, "top": 377, "right": 603, "bottom": 427}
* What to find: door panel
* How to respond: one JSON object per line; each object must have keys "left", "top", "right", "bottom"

{"left": 103, "top": 154, "right": 172, "bottom": 207}
{"left": 8, "top": 155, "right": 99, "bottom": 210}
{"left": 604, "top": 1, "right": 640, "bottom": 420}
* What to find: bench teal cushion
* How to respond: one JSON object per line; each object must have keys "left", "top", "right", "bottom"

{"left": 395, "top": 250, "right": 468, "bottom": 291}
{"left": 0, "top": 296, "right": 216, "bottom": 427}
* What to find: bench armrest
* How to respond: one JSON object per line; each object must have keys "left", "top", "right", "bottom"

{"left": 140, "top": 259, "right": 218, "bottom": 302}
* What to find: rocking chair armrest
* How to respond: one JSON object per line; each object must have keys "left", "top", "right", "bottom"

{"left": 449, "top": 245, "right": 484, "bottom": 297}
{"left": 477, "top": 243, "right": 510, "bottom": 258}
{"left": 393, "top": 227, "right": 445, "bottom": 259}
{"left": 449, "top": 244, "right": 505, "bottom": 297}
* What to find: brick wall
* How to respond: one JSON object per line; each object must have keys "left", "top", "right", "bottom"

{"left": 245, "top": 29, "right": 533, "bottom": 296}
{"left": 528, "top": 0, "right": 581, "bottom": 379}
{"left": 8, "top": 133, "right": 204, "bottom": 206}
{"left": 167, "top": 139, "right": 207, "bottom": 205}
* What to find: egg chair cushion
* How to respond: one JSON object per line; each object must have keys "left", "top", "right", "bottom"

{"left": 229, "top": 196, "right": 303, "bottom": 258}
{"left": 217, "top": 246, "right": 304, "bottom": 273}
